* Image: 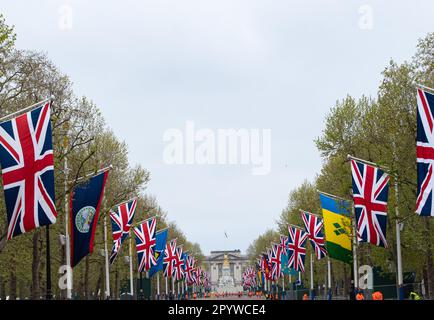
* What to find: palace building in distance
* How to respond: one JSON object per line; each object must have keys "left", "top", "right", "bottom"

{"left": 203, "top": 250, "right": 249, "bottom": 293}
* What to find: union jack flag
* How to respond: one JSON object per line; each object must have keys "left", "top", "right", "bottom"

{"left": 287, "top": 225, "right": 308, "bottom": 272}
{"left": 0, "top": 100, "right": 57, "bottom": 240}
{"left": 202, "top": 271, "right": 210, "bottom": 290}
{"left": 270, "top": 244, "right": 282, "bottom": 280}
{"left": 416, "top": 88, "right": 434, "bottom": 216}
{"left": 184, "top": 254, "right": 196, "bottom": 285}
{"left": 173, "top": 246, "right": 185, "bottom": 281}
{"left": 163, "top": 239, "right": 177, "bottom": 278}
{"left": 279, "top": 235, "right": 288, "bottom": 256}
{"left": 351, "top": 159, "right": 390, "bottom": 247}
{"left": 133, "top": 217, "right": 157, "bottom": 272}
{"left": 195, "top": 266, "right": 203, "bottom": 286}
{"left": 109, "top": 198, "right": 137, "bottom": 264}
{"left": 243, "top": 267, "right": 256, "bottom": 287}
{"left": 301, "top": 210, "right": 327, "bottom": 259}
{"left": 247, "top": 267, "right": 257, "bottom": 287}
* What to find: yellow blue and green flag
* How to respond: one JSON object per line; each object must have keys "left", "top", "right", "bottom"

{"left": 319, "top": 193, "right": 353, "bottom": 264}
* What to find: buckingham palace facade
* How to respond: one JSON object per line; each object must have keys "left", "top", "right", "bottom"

{"left": 203, "top": 250, "right": 249, "bottom": 290}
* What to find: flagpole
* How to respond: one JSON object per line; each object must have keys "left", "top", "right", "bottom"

{"left": 172, "top": 277, "right": 175, "bottom": 298}
{"left": 347, "top": 154, "right": 389, "bottom": 172}
{"left": 310, "top": 253, "right": 314, "bottom": 300}
{"left": 164, "top": 277, "right": 169, "bottom": 299}
{"left": 394, "top": 176, "right": 404, "bottom": 300}
{"left": 317, "top": 189, "right": 350, "bottom": 202}
{"left": 298, "top": 271, "right": 301, "bottom": 299}
{"left": 351, "top": 202, "right": 359, "bottom": 297}
{"left": 0, "top": 96, "right": 53, "bottom": 123}
{"left": 416, "top": 83, "right": 434, "bottom": 93}
{"left": 103, "top": 213, "right": 110, "bottom": 299}
{"left": 129, "top": 237, "right": 134, "bottom": 297}
{"left": 64, "top": 147, "right": 72, "bottom": 300}
{"left": 45, "top": 225, "right": 52, "bottom": 300}
{"left": 289, "top": 274, "right": 292, "bottom": 300}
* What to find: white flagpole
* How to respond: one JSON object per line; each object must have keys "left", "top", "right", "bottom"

{"left": 129, "top": 237, "right": 134, "bottom": 297}
{"left": 172, "top": 277, "right": 175, "bottom": 295}
{"left": 394, "top": 177, "right": 404, "bottom": 299}
{"left": 165, "top": 276, "right": 168, "bottom": 295}
{"left": 0, "top": 97, "right": 52, "bottom": 122}
{"left": 310, "top": 253, "right": 314, "bottom": 299}
{"left": 352, "top": 203, "right": 359, "bottom": 294}
{"left": 64, "top": 155, "right": 72, "bottom": 299}
{"left": 103, "top": 214, "right": 110, "bottom": 299}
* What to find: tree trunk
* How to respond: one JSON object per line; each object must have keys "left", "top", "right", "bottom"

{"left": 31, "top": 230, "right": 41, "bottom": 299}
{"left": 18, "top": 280, "right": 25, "bottom": 300}
{"left": 84, "top": 256, "right": 90, "bottom": 299}
{"left": 95, "top": 265, "right": 103, "bottom": 300}
{"left": 0, "top": 275, "right": 5, "bottom": 300}
{"left": 9, "top": 269, "right": 17, "bottom": 300}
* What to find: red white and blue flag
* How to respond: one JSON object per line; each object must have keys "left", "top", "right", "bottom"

{"left": 351, "top": 159, "right": 390, "bottom": 247}
{"left": 195, "top": 266, "right": 203, "bottom": 286}
{"left": 287, "top": 225, "right": 308, "bottom": 272}
{"left": 109, "top": 198, "right": 137, "bottom": 264}
{"left": 416, "top": 87, "right": 434, "bottom": 217}
{"left": 184, "top": 254, "right": 196, "bottom": 285}
{"left": 301, "top": 210, "right": 327, "bottom": 259}
{"left": 163, "top": 239, "right": 177, "bottom": 278}
{"left": 0, "top": 100, "right": 57, "bottom": 240}
{"left": 270, "top": 243, "right": 282, "bottom": 280}
{"left": 133, "top": 217, "right": 157, "bottom": 272}
{"left": 279, "top": 235, "right": 288, "bottom": 256}
{"left": 173, "top": 246, "right": 185, "bottom": 281}
{"left": 243, "top": 267, "right": 256, "bottom": 287}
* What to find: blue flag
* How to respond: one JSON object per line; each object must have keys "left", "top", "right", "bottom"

{"left": 149, "top": 228, "right": 168, "bottom": 277}
{"left": 70, "top": 171, "right": 108, "bottom": 267}
{"left": 281, "top": 253, "right": 298, "bottom": 276}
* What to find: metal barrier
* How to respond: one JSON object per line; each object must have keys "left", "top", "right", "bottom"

{"left": 278, "top": 282, "right": 425, "bottom": 300}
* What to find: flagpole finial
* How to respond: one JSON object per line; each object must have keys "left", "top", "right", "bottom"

{"left": 50, "top": 95, "right": 55, "bottom": 101}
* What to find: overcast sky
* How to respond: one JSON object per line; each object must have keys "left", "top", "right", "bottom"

{"left": 1, "top": 1, "right": 433, "bottom": 255}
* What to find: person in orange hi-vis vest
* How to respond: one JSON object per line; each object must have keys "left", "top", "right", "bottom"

{"left": 356, "top": 292, "right": 365, "bottom": 300}
{"left": 372, "top": 291, "right": 384, "bottom": 300}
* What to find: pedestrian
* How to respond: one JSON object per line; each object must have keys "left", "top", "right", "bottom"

{"left": 356, "top": 291, "right": 365, "bottom": 300}
{"left": 372, "top": 291, "right": 383, "bottom": 300}
{"left": 303, "top": 293, "right": 309, "bottom": 300}
{"left": 410, "top": 291, "right": 422, "bottom": 300}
